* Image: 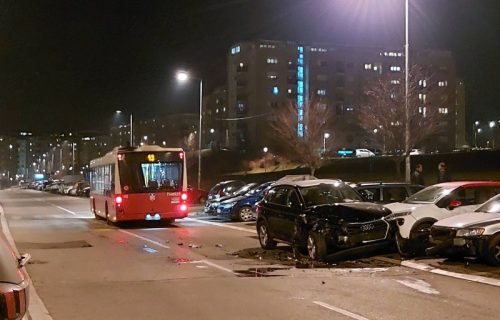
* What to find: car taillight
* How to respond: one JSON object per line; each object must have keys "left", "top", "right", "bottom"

{"left": 179, "top": 152, "right": 184, "bottom": 159}
{"left": 180, "top": 204, "right": 188, "bottom": 212}
{"left": 181, "top": 192, "right": 188, "bottom": 201}
{"left": 115, "top": 195, "right": 123, "bottom": 205}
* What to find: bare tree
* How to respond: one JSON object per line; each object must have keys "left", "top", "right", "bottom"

{"left": 359, "top": 66, "right": 446, "bottom": 181}
{"left": 270, "top": 99, "right": 332, "bottom": 176}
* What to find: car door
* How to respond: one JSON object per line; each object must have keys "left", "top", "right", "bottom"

{"left": 263, "top": 186, "right": 289, "bottom": 240}
{"left": 439, "top": 186, "right": 500, "bottom": 218}
{"left": 280, "top": 188, "right": 303, "bottom": 241}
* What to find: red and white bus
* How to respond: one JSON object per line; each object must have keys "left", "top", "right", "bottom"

{"left": 89, "top": 145, "right": 188, "bottom": 224}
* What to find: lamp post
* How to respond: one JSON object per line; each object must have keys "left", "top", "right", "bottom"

{"left": 477, "top": 128, "right": 482, "bottom": 147}
{"left": 176, "top": 71, "right": 203, "bottom": 189}
{"left": 323, "top": 133, "right": 330, "bottom": 154}
{"left": 404, "top": 0, "right": 411, "bottom": 182}
{"left": 489, "top": 121, "right": 496, "bottom": 149}
{"left": 263, "top": 147, "right": 269, "bottom": 173}
{"left": 115, "top": 110, "right": 133, "bottom": 146}
{"left": 473, "top": 120, "right": 480, "bottom": 147}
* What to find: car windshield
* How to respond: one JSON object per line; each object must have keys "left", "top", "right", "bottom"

{"left": 475, "top": 195, "right": 500, "bottom": 213}
{"left": 404, "top": 185, "right": 454, "bottom": 203}
{"left": 299, "top": 183, "right": 364, "bottom": 207}
{"left": 245, "top": 182, "right": 273, "bottom": 196}
{"left": 232, "top": 183, "right": 258, "bottom": 197}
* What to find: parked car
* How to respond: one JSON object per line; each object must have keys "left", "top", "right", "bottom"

{"left": 0, "top": 225, "right": 30, "bottom": 320}
{"left": 68, "top": 181, "right": 87, "bottom": 196}
{"left": 187, "top": 186, "right": 208, "bottom": 204}
{"left": 216, "top": 181, "right": 274, "bottom": 222}
{"left": 204, "top": 180, "right": 247, "bottom": 214}
{"left": 355, "top": 148, "right": 376, "bottom": 157}
{"left": 429, "top": 194, "right": 500, "bottom": 266}
{"left": 351, "top": 182, "right": 424, "bottom": 204}
{"left": 385, "top": 181, "right": 500, "bottom": 257}
{"left": 256, "top": 179, "right": 394, "bottom": 261}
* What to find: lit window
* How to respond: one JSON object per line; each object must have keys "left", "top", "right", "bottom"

{"left": 390, "top": 79, "right": 401, "bottom": 84}
{"left": 318, "top": 48, "right": 328, "bottom": 52}
{"left": 438, "top": 81, "right": 448, "bottom": 87}
{"left": 418, "top": 93, "right": 427, "bottom": 102}
{"left": 310, "top": 47, "right": 317, "bottom": 52}
{"left": 419, "top": 79, "right": 427, "bottom": 87}
{"left": 287, "top": 88, "right": 292, "bottom": 94}
{"left": 317, "top": 89, "right": 326, "bottom": 96}
{"left": 419, "top": 106, "right": 427, "bottom": 117}
{"left": 238, "top": 102, "right": 245, "bottom": 111}
{"left": 267, "top": 73, "right": 277, "bottom": 80}
{"left": 272, "top": 86, "right": 279, "bottom": 96}
{"left": 267, "top": 58, "right": 278, "bottom": 64}
{"left": 231, "top": 45, "right": 241, "bottom": 55}
{"left": 390, "top": 66, "right": 401, "bottom": 72}
{"left": 390, "top": 93, "right": 396, "bottom": 99}
{"left": 346, "top": 106, "right": 354, "bottom": 112}
{"left": 239, "top": 62, "right": 244, "bottom": 68}
{"left": 439, "top": 107, "right": 449, "bottom": 114}
{"left": 364, "top": 64, "right": 372, "bottom": 70}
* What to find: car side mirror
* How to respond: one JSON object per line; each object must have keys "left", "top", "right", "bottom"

{"left": 448, "top": 199, "right": 462, "bottom": 210}
{"left": 0, "top": 283, "right": 28, "bottom": 320}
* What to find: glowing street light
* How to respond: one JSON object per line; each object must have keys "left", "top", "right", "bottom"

{"left": 176, "top": 70, "right": 203, "bottom": 189}
{"left": 115, "top": 110, "right": 133, "bottom": 146}
{"left": 323, "top": 133, "right": 330, "bottom": 153}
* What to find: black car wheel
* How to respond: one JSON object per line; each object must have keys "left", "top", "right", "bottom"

{"left": 307, "top": 232, "right": 327, "bottom": 261}
{"left": 257, "top": 220, "right": 277, "bottom": 250}
{"left": 486, "top": 234, "right": 500, "bottom": 267}
{"left": 238, "top": 206, "right": 254, "bottom": 222}
{"left": 396, "top": 232, "right": 415, "bottom": 258}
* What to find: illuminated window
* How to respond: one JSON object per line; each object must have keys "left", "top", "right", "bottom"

{"left": 364, "top": 64, "right": 372, "bottom": 70}
{"left": 419, "top": 79, "right": 427, "bottom": 87}
{"left": 267, "top": 58, "right": 278, "bottom": 64}
{"left": 287, "top": 88, "right": 292, "bottom": 94}
{"left": 267, "top": 73, "right": 278, "bottom": 80}
{"left": 390, "top": 66, "right": 401, "bottom": 72}
{"left": 438, "top": 81, "right": 448, "bottom": 87}
{"left": 419, "top": 106, "right": 427, "bottom": 117}
{"left": 272, "top": 86, "right": 279, "bottom": 96}
{"left": 317, "top": 89, "right": 326, "bottom": 96}
{"left": 231, "top": 45, "right": 240, "bottom": 55}
{"left": 418, "top": 93, "right": 427, "bottom": 102}
{"left": 439, "top": 107, "right": 449, "bottom": 114}
{"left": 391, "top": 79, "right": 401, "bottom": 84}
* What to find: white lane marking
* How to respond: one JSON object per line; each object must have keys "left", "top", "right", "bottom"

{"left": 0, "top": 204, "right": 54, "bottom": 320}
{"left": 396, "top": 278, "right": 440, "bottom": 295}
{"left": 51, "top": 204, "right": 77, "bottom": 216}
{"left": 118, "top": 229, "right": 170, "bottom": 249}
{"left": 189, "top": 260, "right": 234, "bottom": 274}
{"left": 313, "top": 301, "right": 371, "bottom": 320}
{"left": 401, "top": 260, "right": 500, "bottom": 288}
{"left": 183, "top": 217, "right": 257, "bottom": 234}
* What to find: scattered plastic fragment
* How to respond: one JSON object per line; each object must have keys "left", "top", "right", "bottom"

{"left": 175, "top": 258, "right": 190, "bottom": 264}
{"left": 188, "top": 244, "right": 201, "bottom": 248}
{"left": 215, "top": 244, "right": 223, "bottom": 248}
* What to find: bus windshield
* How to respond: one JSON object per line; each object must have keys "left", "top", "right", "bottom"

{"left": 119, "top": 152, "right": 183, "bottom": 193}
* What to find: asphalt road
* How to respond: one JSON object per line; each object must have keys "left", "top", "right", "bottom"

{"left": 1, "top": 189, "right": 499, "bottom": 320}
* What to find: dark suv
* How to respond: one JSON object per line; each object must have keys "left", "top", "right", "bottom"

{"left": 351, "top": 182, "right": 424, "bottom": 204}
{"left": 255, "top": 179, "right": 394, "bottom": 261}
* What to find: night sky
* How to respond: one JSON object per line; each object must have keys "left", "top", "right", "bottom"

{"left": 0, "top": 0, "right": 499, "bottom": 134}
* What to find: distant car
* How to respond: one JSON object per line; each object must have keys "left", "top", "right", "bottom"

{"left": 355, "top": 149, "right": 375, "bottom": 158}
{"left": 0, "top": 224, "right": 30, "bottom": 320}
{"left": 187, "top": 186, "right": 208, "bottom": 204}
{"left": 256, "top": 179, "right": 394, "bottom": 261}
{"left": 385, "top": 181, "right": 500, "bottom": 257}
{"left": 205, "top": 182, "right": 258, "bottom": 215}
{"left": 410, "top": 149, "right": 424, "bottom": 155}
{"left": 429, "top": 194, "right": 500, "bottom": 266}
{"left": 216, "top": 181, "right": 274, "bottom": 222}
{"left": 351, "top": 182, "right": 424, "bottom": 204}
{"left": 204, "top": 180, "right": 247, "bottom": 214}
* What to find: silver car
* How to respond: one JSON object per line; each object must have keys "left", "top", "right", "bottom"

{"left": 0, "top": 226, "right": 30, "bottom": 319}
{"left": 429, "top": 194, "right": 500, "bottom": 266}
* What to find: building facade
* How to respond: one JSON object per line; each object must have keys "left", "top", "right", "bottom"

{"left": 227, "top": 40, "right": 464, "bottom": 153}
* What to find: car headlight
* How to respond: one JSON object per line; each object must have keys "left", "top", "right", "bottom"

{"left": 222, "top": 202, "right": 236, "bottom": 209}
{"left": 384, "top": 211, "right": 412, "bottom": 221}
{"left": 456, "top": 228, "right": 485, "bottom": 237}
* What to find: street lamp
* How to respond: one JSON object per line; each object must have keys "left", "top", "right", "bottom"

{"left": 115, "top": 110, "right": 133, "bottom": 146}
{"left": 473, "top": 120, "right": 480, "bottom": 147}
{"left": 323, "top": 133, "right": 330, "bottom": 154}
{"left": 176, "top": 70, "right": 203, "bottom": 189}
{"left": 489, "top": 121, "right": 496, "bottom": 149}
{"left": 404, "top": 0, "right": 411, "bottom": 182}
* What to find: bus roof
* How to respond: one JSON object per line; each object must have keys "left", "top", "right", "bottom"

{"left": 89, "top": 145, "right": 184, "bottom": 168}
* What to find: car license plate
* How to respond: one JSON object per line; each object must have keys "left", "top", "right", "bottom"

{"left": 453, "top": 238, "right": 466, "bottom": 246}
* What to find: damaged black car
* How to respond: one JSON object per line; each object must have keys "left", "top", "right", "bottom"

{"left": 255, "top": 179, "right": 394, "bottom": 261}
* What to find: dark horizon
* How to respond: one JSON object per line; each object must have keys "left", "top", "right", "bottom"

{"left": 1, "top": 0, "right": 499, "bottom": 135}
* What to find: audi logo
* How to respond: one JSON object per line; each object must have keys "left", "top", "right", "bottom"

{"left": 361, "top": 223, "right": 375, "bottom": 232}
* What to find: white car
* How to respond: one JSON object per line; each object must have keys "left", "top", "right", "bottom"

{"left": 355, "top": 149, "right": 375, "bottom": 158}
{"left": 429, "top": 194, "right": 500, "bottom": 266}
{"left": 385, "top": 181, "right": 500, "bottom": 256}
